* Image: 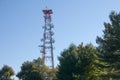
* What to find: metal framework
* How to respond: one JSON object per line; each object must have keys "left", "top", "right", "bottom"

{"left": 40, "top": 9, "right": 55, "bottom": 69}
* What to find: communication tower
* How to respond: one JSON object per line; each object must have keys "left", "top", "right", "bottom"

{"left": 40, "top": 9, "right": 55, "bottom": 69}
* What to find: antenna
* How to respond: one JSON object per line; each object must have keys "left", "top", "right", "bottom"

{"left": 40, "top": 8, "right": 55, "bottom": 69}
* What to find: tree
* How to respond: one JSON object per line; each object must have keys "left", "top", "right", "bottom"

{"left": 57, "top": 43, "right": 101, "bottom": 80}
{"left": 17, "top": 57, "right": 56, "bottom": 80}
{"left": 96, "top": 11, "right": 120, "bottom": 80}
{"left": 17, "top": 61, "right": 43, "bottom": 80}
{"left": 76, "top": 44, "right": 102, "bottom": 80}
{"left": 0, "top": 65, "right": 14, "bottom": 80}
{"left": 57, "top": 44, "right": 78, "bottom": 80}
{"left": 17, "top": 58, "right": 45, "bottom": 80}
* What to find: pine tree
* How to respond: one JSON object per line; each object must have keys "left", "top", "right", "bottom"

{"left": 57, "top": 43, "right": 101, "bottom": 80}
{"left": 96, "top": 11, "right": 120, "bottom": 80}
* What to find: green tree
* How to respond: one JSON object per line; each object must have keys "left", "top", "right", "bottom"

{"left": 76, "top": 44, "right": 101, "bottom": 80}
{"left": 57, "top": 43, "right": 101, "bottom": 80}
{"left": 17, "top": 61, "right": 43, "bottom": 80}
{"left": 0, "top": 65, "right": 14, "bottom": 80}
{"left": 17, "top": 57, "right": 56, "bottom": 80}
{"left": 17, "top": 58, "right": 44, "bottom": 80}
{"left": 96, "top": 11, "right": 120, "bottom": 80}
{"left": 57, "top": 44, "right": 78, "bottom": 80}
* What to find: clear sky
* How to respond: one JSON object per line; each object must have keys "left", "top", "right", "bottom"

{"left": 0, "top": 0, "right": 120, "bottom": 79}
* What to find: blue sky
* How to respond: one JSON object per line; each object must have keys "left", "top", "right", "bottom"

{"left": 0, "top": 0, "right": 120, "bottom": 79}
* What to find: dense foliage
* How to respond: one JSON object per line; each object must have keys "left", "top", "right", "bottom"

{"left": 16, "top": 58, "right": 43, "bottom": 80}
{"left": 0, "top": 65, "right": 14, "bottom": 80}
{"left": 96, "top": 11, "right": 120, "bottom": 80}
{"left": 57, "top": 43, "right": 101, "bottom": 80}
{"left": 16, "top": 57, "right": 56, "bottom": 80}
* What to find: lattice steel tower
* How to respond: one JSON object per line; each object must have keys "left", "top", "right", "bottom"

{"left": 40, "top": 9, "right": 55, "bottom": 69}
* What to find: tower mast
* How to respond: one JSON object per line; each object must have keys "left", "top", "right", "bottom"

{"left": 40, "top": 9, "right": 55, "bottom": 69}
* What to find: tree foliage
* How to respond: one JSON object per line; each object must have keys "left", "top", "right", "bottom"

{"left": 16, "top": 57, "right": 56, "bottom": 80}
{"left": 17, "top": 57, "right": 46, "bottom": 80}
{"left": 0, "top": 65, "right": 14, "bottom": 80}
{"left": 96, "top": 11, "right": 120, "bottom": 79}
{"left": 57, "top": 44, "right": 78, "bottom": 80}
{"left": 57, "top": 43, "right": 101, "bottom": 80}
{"left": 17, "top": 61, "right": 42, "bottom": 80}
